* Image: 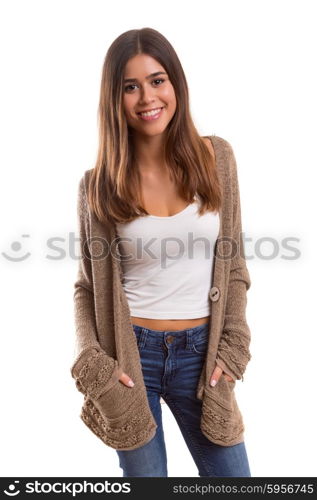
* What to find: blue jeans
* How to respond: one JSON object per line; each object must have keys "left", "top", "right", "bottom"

{"left": 116, "top": 322, "right": 251, "bottom": 477}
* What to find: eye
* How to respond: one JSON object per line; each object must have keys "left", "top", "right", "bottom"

{"left": 152, "top": 78, "right": 165, "bottom": 86}
{"left": 124, "top": 78, "right": 165, "bottom": 93}
{"left": 124, "top": 84, "right": 137, "bottom": 92}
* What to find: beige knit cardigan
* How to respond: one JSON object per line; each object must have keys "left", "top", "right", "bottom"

{"left": 70, "top": 135, "right": 252, "bottom": 451}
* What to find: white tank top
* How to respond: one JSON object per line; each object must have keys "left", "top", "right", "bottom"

{"left": 115, "top": 194, "right": 220, "bottom": 319}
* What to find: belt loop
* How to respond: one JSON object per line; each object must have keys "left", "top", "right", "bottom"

{"left": 139, "top": 327, "right": 147, "bottom": 349}
{"left": 186, "top": 328, "right": 193, "bottom": 351}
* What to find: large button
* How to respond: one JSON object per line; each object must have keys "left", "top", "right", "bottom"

{"left": 209, "top": 286, "right": 220, "bottom": 302}
{"left": 166, "top": 335, "right": 175, "bottom": 343}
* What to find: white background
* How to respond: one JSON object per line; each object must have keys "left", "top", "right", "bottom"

{"left": 0, "top": 0, "right": 316, "bottom": 477}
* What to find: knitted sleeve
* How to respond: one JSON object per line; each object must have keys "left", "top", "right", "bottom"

{"left": 215, "top": 142, "right": 252, "bottom": 382}
{"left": 70, "top": 176, "right": 123, "bottom": 398}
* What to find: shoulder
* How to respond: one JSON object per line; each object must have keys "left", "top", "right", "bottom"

{"left": 77, "top": 168, "right": 94, "bottom": 193}
{"left": 203, "top": 134, "right": 237, "bottom": 169}
{"left": 83, "top": 168, "right": 94, "bottom": 185}
{"left": 205, "top": 136, "right": 239, "bottom": 195}
{"left": 202, "top": 136, "right": 215, "bottom": 159}
{"left": 210, "top": 135, "right": 237, "bottom": 170}
{"left": 202, "top": 135, "right": 236, "bottom": 163}
{"left": 206, "top": 135, "right": 235, "bottom": 156}
{"left": 76, "top": 169, "right": 94, "bottom": 212}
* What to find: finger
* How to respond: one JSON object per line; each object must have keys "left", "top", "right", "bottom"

{"left": 118, "top": 371, "right": 134, "bottom": 387}
{"left": 223, "top": 373, "right": 234, "bottom": 382}
{"left": 209, "top": 366, "right": 223, "bottom": 387}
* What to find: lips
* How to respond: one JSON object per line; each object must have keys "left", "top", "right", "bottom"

{"left": 137, "top": 107, "right": 165, "bottom": 122}
{"left": 137, "top": 107, "right": 164, "bottom": 115}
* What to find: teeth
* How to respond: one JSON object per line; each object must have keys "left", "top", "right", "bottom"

{"left": 140, "top": 107, "right": 162, "bottom": 117}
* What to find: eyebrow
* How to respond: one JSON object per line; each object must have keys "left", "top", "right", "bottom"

{"left": 123, "top": 71, "right": 167, "bottom": 83}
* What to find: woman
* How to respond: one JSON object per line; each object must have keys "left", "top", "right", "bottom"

{"left": 71, "top": 27, "right": 252, "bottom": 477}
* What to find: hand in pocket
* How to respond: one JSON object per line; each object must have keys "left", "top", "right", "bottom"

{"left": 119, "top": 371, "right": 135, "bottom": 388}
{"left": 209, "top": 365, "right": 235, "bottom": 387}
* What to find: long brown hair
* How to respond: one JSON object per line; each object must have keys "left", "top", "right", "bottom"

{"left": 87, "top": 27, "right": 222, "bottom": 226}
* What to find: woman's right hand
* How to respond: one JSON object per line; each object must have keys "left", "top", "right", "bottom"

{"left": 119, "top": 371, "right": 135, "bottom": 387}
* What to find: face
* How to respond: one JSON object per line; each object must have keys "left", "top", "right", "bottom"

{"left": 122, "top": 53, "right": 177, "bottom": 137}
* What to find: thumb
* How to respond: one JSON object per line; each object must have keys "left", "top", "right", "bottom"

{"left": 119, "top": 371, "right": 135, "bottom": 388}
{"left": 209, "top": 365, "right": 223, "bottom": 387}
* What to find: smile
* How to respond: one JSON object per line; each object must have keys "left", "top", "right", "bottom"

{"left": 137, "top": 107, "right": 164, "bottom": 121}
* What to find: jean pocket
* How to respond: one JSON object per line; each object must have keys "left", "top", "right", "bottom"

{"left": 133, "top": 329, "right": 144, "bottom": 351}
{"left": 192, "top": 331, "right": 209, "bottom": 355}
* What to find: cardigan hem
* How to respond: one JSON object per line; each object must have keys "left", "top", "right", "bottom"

{"left": 79, "top": 396, "right": 158, "bottom": 451}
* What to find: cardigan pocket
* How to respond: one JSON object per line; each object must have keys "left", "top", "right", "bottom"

{"left": 72, "top": 347, "right": 158, "bottom": 450}
{"left": 80, "top": 388, "right": 157, "bottom": 451}
{"left": 205, "top": 374, "right": 235, "bottom": 410}
{"left": 94, "top": 379, "right": 142, "bottom": 421}
{"left": 200, "top": 375, "right": 245, "bottom": 446}
{"left": 80, "top": 381, "right": 157, "bottom": 451}
{"left": 71, "top": 348, "right": 121, "bottom": 399}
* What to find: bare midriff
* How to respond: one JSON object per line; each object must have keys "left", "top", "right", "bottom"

{"left": 130, "top": 316, "right": 210, "bottom": 331}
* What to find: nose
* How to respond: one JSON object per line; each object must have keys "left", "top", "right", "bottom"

{"left": 138, "top": 84, "right": 156, "bottom": 103}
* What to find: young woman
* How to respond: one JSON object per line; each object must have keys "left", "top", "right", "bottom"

{"left": 71, "top": 27, "right": 252, "bottom": 477}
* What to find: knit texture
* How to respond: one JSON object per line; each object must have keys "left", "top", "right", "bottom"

{"left": 70, "top": 135, "right": 252, "bottom": 450}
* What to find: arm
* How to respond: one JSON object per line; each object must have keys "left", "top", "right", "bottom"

{"left": 215, "top": 142, "right": 252, "bottom": 382}
{"left": 70, "top": 176, "right": 122, "bottom": 398}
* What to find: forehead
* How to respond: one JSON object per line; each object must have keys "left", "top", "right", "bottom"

{"left": 124, "top": 54, "right": 166, "bottom": 79}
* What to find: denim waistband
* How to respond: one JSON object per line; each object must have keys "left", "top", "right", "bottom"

{"left": 132, "top": 321, "right": 209, "bottom": 337}
{"left": 132, "top": 321, "right": 210, "bottom": 350}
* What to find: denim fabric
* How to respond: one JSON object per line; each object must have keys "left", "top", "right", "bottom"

{"left": 116, "top": 322, "right": 251, "bottom": 477}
